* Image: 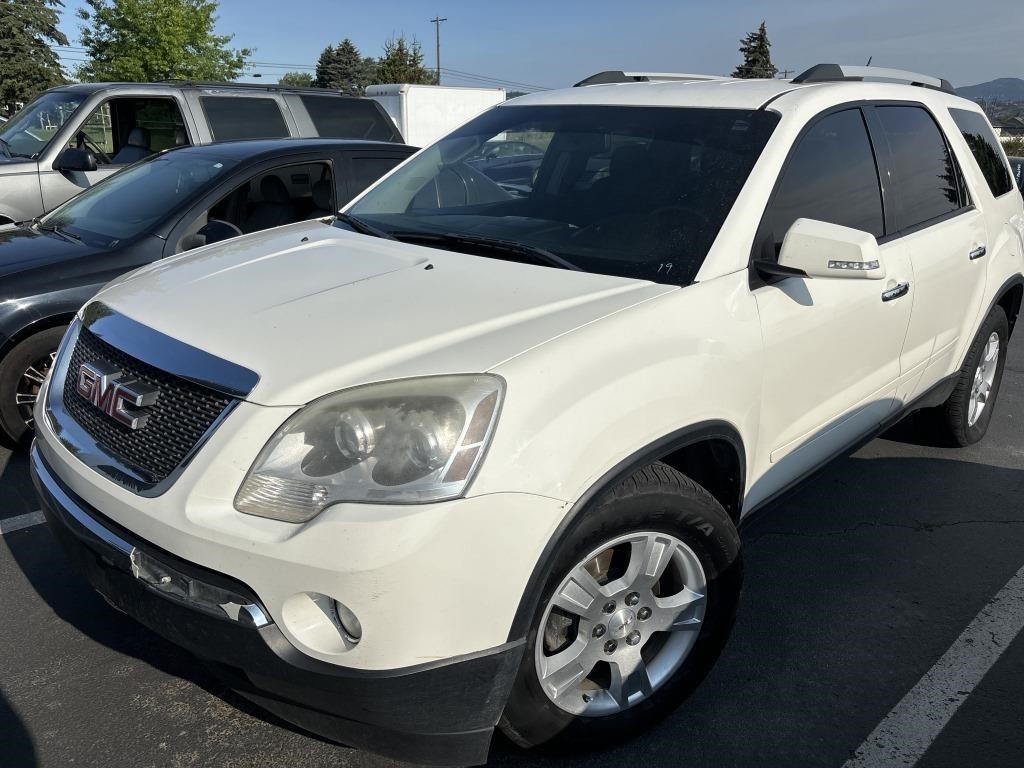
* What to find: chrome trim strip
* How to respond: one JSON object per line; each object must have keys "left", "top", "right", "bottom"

{"left": 82, "top": 302, "right": 259, "bottom": 399}
{"left": 31, "top": 443, "right": 133, "bottom": 555}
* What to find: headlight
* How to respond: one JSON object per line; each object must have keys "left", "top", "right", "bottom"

{"left": 235, "top": 375, "right": 504, "bottom": 522}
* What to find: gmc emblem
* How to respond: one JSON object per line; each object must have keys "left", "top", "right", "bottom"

{"left": 75, "top": 361, "right": 159, "bottom": 430}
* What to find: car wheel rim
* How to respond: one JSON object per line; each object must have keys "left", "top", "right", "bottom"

{"left": 968, "top": 332, "right": 1000, "bottom": 427}
{"left": 535, "top": 530, "right": 707, "bottom": 717}
{"left": 15, "top": 351, "right": 56, "bottom": 430}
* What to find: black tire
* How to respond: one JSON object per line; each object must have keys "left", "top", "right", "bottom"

{"left": 935, "top": 306, "right": 1009, "bottom": 447}
{"left": 499, "top": 462, "right": 742, "bottom": 752}
{"left": 0, "top": 327, "right": 67, "bottom": 446}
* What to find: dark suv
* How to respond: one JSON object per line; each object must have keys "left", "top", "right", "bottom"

{"left": 0, "top": 82, "right": 402, "bottom": 224}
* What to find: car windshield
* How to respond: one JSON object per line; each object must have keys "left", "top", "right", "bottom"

{"left": 347, "top": 104, "right": 778, "bottom": 285}
{"left": 39, "top": 152, "right": 239, "bottom": 247}
{"left": 0, "top": 91, "right": 84, "bottom": 159}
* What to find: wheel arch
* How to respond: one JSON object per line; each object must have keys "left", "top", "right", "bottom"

{"left": 995, "top": 275, "right": 1023, "bottom": 338}
{"left": 0, "top": 312, "right": 76, "bottom": 361}
{"left": 506, "top": 420, "right": 745, "bottom": 641}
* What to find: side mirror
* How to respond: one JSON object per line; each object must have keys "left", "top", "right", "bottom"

{"left": 775, "top": 218, "right": 886, "bottom": 280}
{"left": 54, "top": 147, "right": 97, "bottom": 173}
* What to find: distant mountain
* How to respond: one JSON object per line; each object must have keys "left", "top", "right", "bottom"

{"left": 957, "top": 78, "right": 1024, "bottom": 102}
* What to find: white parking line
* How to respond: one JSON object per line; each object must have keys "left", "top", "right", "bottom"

{"left": 844, "top": 562, "right": 1024, "bottom": 768}
{"left": 0, "top": 510, "right": 46, "bottom": 535}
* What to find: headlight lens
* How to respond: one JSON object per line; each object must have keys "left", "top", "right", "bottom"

{"left": 235, "top": 375, "right": 504, "bottom": 522}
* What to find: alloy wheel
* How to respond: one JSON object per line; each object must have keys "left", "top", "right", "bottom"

{"left": 535, "top": 531, "right": 707, "bottom": 716}
{"left": 15, "top": 351, "right": 56, "bottom": 429}
{"left": 968, "top": 332, "right": 1000, "bottom": 427}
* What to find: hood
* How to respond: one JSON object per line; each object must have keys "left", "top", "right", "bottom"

{"left": 0, "top": 224, "right": 94, "bottom": 288}
{"left": 95, "top": 222, "right": 676, "bottom": 406}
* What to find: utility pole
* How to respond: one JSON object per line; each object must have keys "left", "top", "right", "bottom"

{"left": 430, "top": 16, "right": 447, "bottom": 85}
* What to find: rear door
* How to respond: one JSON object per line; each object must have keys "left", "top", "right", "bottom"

{"left": 868, "top": 104, "right": 986, "bottom": 399}
{"left": 749, "top": 107, "right": 914, "bottom": 504}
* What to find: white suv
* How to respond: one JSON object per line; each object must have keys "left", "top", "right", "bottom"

{"left": 31, "top": 65, "right": 1024, "bottom": 765}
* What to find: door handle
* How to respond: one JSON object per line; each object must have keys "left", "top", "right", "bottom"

{"left": 882, "top": 282, "right": 910, "bottom": 302}
{"left": 969, "top": 245, "right": 987, "bottom": 260}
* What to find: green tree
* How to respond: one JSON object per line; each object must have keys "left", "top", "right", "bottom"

{"left": 76, "top": 0, "right": 251, "bottom": 82}
{"left": 372, "top": 35, "right": 437, "bottom": 86}
{"left": 0, "top": 0, "right": 68, "bottom": 114}
{"left": 313, "top": 38, "right": 373, "bottom": 95}
{"left": 278, "top": 71, "right": 313, "bottom": 87}
{"left": 731, "top": 21, "right": 778, "bottom": 79}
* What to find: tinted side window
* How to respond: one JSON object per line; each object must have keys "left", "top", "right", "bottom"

{"left": 877, "top": 106, "right": 963, "bottom": 229}
{"left": 202, "top": 97, "right": 288, "bottom": 141}
{"left": 949, "top": 108, "right": 1013, "bottom": 198}
{"left": 347, "top": 155, "right": 405, "bottom": 201}
{"left": 300, "top": 96, "right": 401, "bottom": 142}
{"left": 768, "top": 108, "right": 884, "bottom": 254}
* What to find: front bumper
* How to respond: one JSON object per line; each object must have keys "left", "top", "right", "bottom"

{"left": 31, "top": 444, "right": 523, "bottom": 766}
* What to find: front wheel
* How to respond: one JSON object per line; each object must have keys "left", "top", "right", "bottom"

{"left": 500, "top": 463, "right": 742, "bottom": 751}
{"left": 0, "top": 327, "right": 67, "bottom": 446}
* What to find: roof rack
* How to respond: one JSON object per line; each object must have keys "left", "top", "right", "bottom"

{"left": 157, "top": 80, "right": 350, "bottom": 95}
{"left": 574, "top": 70, "right": 724, "bottom": 87}
{"left": 791, "top": 64, "right": 955, "bottom": 94}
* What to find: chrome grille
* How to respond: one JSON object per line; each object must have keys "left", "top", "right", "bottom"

{"left": 62, "top": 327, "right": 234, "bottom": 483}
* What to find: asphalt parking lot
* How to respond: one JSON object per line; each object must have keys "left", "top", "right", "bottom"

{"left": 2, "top": 333, "right": 1024, "bottom": 768}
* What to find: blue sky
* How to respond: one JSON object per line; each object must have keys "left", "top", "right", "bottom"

{"left": 56, "top": 0, "right": 1022, "bottom": 90}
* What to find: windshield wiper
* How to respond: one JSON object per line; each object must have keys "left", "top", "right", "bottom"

{"left": 37, "top": 223, "right": 81, "bottom": 243}
{"left": 334, "top": 213, "right": 397, "bottom": 241}
{"left": 390, "top": 231, "right": 582, "bottom": 271}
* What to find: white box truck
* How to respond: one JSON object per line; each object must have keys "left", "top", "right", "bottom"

{"left": 366, "top": 84, "right": 506, "bottom": 147}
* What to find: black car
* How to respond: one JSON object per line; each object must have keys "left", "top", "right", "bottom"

{"left": 1010, "top": 155, "right": 1023, "bottom": 197}
{"left": 0, "top": 138, "right": 415, "bottom": 444}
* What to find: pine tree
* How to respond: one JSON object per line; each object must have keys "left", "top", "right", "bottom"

{"left": 731, "top": 21, "right": 778, "bottom": 79}
{"left": 0, "top": 0, "right": 68, "bottom": 114}
{"left": 314, "top": 39, "right": 373, "bottom": 95}
{"left": 372, "top": 35, "right": 437, "bottom": 86}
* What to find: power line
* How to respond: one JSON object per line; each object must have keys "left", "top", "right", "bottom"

{"left": 440, "top": 68, "right": 551, "bottom": 91}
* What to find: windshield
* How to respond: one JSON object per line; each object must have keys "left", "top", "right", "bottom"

{"left": 0, "top": 91, "right": 84, "bottom": 159}
{"left": 39, "top": 152, "right": 239, "bottom": 247}
{"left": 347, "top": 104, "right": 778, "bottom": 285}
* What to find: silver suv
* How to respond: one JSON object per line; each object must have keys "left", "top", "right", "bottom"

{"left": 0, "top": 82, "right": 401, "bottom": 224}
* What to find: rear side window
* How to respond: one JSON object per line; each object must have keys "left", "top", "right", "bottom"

{"left": 349, "top": 155, "right": 404, "bottom": 199}
{"left": 877, "top": 106, "right": 964, "bottom": 229}
{"left": 949, "top": 108, "right": 1014, "bottom": 198}
{"left": 766, "top": 108, "right": 884, "bottom": 254}
{"left": 300, "top": 95, "right": 401, "bottom": 142}
{"left": 202, "top": 97, "right": 288, "bottom": 141}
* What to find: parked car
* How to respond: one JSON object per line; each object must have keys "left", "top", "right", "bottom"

{"left": 0, "top": 82, "right": 403, "bottom": 225}
{"left": 31, "top": 65, "right": 1024, "bottom": 766}
{"left": 466, "top": 138, "right": 545, "bottom": 192}
{"left": 1010, "top": 155, "right": 1023, "bottom": 197}
{"left": 0, "top": 137, "right": 415, "bottom": 443}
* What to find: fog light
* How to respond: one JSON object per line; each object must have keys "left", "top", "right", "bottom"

{"left": 334, "top": 600, "right": 362, "bottom": 643}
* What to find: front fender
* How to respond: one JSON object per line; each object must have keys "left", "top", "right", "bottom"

{"left": 0, "top": 283, "right": 103, "bottom": 357}
{"left": 0, "top": 163, "right": 43, "bottom": 223}
{"left": 476, "top": 271, "right": 763, "bottom": 506}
